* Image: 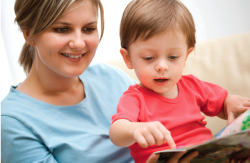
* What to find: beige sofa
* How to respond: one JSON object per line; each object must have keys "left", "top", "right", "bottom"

{"left": 106, "top": 31, "right": 250, "bottom": 135}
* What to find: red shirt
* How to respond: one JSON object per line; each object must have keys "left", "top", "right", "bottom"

{"left": 112, "top": 75, "right": 228, "bottom": 163}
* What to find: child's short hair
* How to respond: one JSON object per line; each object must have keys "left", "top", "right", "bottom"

{"left": 120, "top": 0, "right": 196, "bottom": 50}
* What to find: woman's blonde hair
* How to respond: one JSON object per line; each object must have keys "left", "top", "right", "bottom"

{"left": 120, "top": 0, "right": 196, "bottom": 50}
{"left": 14, "top": 0, "right": 104, "bottom": 75}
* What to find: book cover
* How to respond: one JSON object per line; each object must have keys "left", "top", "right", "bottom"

{"left": 155, "top": 110, "right": 250, "bottom": 163}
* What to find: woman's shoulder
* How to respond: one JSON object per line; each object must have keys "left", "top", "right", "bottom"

{"left": 81, "top": 63, "right": 136, "bottom": 86}
{"left": 1, "top": 86, "right": 28, "bottom": 114}
{"left": 1, "top": 86, "right": 56, "bottom": 122}
{"left": 1, "top": 86, "right": 41, "bottom": 132}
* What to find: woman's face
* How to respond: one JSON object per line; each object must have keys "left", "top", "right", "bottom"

{"left": 32, "top": 0, "right": 99, "bottom": 78}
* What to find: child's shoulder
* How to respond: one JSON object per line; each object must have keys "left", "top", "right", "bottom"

{"left": 180, "top": 74, "right": 201, "bottom": 83}
{"left": 126, "top": 84, "right": 141, "bottom": 92}
{"left": 121, "top": 84, "right": 146, "bottom": 95}
{"left": 179, "top": 74, "right": 208, "bottom": 90}
{"left": 119, "top": 84, "right": 145, "bottom": 101}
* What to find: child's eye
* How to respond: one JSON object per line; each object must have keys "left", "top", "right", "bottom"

{"left": 168, "top": 56, "right": 178, "bottom": 60}
{"left": 143, "top": 57, "right": 154, "bottom": 60}
{"left": 54, "top": 28, "right": 69, "bottom": 33}
{"left": 82, "top": 27, "right": 96, "bottom": 33}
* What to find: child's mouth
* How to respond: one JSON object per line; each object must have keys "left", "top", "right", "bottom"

{"left": 154, "top": 79, "right": 169, "bottom": 86}
{"left": 154, "top": 79, "right": 168, "bottom": 82}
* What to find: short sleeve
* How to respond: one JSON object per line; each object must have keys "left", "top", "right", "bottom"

{"left": 1, "top": 116, "right": 57, "bottom": 163}
{"left": 193, "top": 77, "right": 228, "bottom": 116}
{"left": 112, "top": 88, "right": 143, "bottom": 123}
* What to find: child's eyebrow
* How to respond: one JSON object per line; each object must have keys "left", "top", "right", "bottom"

{"left": 167, "top": 47, "right": 184, "bottom": 50}
{"left": 141, "top": 47, "right": 183, "bottom": 52}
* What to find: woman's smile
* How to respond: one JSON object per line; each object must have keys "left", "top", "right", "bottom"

{"left": 61, "top": 52, "right": 86, "bottom": 62}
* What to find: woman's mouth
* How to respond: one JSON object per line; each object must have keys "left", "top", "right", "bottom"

{"left": 61, "top": 53, "right": 84, "bottom": 59}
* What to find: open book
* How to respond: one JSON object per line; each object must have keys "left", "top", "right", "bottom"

{"left": 155, "top": 109, "right": 250, "bottom": 163}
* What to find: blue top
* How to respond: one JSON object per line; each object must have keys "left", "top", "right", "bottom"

{"left": 1, "top": 63, "right": 136, "bottom": 163}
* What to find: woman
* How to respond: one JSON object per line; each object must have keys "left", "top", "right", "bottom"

{"left": 1, "top": 0, "right": 202, "bottom": 162}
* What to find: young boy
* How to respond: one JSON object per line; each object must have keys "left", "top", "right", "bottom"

{"left": 109, "top": 0, "right": 250, "bottom": 163}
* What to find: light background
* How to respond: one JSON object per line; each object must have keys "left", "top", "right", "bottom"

{"left": 1, "top": 0, "right": 250, "bottom": 101}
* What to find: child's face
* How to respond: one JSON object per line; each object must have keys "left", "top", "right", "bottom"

{"left": 121, "top": 30, "right": 193, "bottom": 98}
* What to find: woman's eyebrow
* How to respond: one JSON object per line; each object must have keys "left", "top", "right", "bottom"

{"left": 53, "top": 21, "right": 97, "bottom": 25}
{"left": 54, "top": 21, "right": 71, "bottom": 25}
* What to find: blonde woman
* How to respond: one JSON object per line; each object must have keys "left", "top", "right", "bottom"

{"left": 1, "top": 0, "right": 135, "bottom": 162}
{"left": 1, "top": 0, "right": 203, "bottom": 162}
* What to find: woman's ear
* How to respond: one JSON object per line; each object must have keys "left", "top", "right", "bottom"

{"left": 120, "top": 48, "right": 133, "bottom": 69}
{"left": 184, "top": 47, "right": 194, "bottom": 67}
{"left": 22, "top": 29, "right": 35, "bottom": 46}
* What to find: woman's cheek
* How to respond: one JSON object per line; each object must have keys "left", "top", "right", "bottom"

{"left": 90, "top": 36, "right": 100, "bottom": 51}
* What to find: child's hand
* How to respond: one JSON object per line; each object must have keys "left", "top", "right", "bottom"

{"left": 132, "top": 121, "right": 176, "bottom": 149}
{"left": 224, "top": 95, "right": 250, "bottom": 124}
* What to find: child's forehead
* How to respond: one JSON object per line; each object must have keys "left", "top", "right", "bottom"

{"left": 128, "top": 28, "right": 188, "bottom": 48}
{"left": 127, "top": 30, "right": 189, "bottom": 54}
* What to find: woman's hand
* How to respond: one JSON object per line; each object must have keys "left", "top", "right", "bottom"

{"left": 146, "top": 151, "right": 198, "bottom": 163}
{"left": 132, "top": 121, "right": 176, "bottom": 149}
{"left": 223, "top": 95, "right": 250, "bottom": 124}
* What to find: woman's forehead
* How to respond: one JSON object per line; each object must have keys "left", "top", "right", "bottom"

{"left": 57, "top": 0, "right": 97, "bottom": 23}
{"left": 63, "top": 0, "right": 97, "bottom": 16}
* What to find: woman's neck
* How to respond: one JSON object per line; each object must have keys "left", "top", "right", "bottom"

{"left": 17, "top": 62, "right": 85, "bottom": 106}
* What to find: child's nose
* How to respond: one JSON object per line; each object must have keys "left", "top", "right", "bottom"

{"left": 156, "top": 60, "right": 168, "bottom": 72}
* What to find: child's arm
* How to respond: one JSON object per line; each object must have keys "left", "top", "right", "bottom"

{"left": 218, "top": 95, "right": 250, "bottom": 124}
{"left": 109, "top": 119, "right": 176, "bottom": 149}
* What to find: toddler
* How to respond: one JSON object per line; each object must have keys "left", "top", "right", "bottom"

{"left": 109, "top": 0, "right": 250, "bottom": 163}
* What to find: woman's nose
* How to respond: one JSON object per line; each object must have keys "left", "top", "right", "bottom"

{"left": 69, "top": 31, "right": 86, "bottom": 51}
{"left": 156, "top": 60, "right": 168, "bottom": 72}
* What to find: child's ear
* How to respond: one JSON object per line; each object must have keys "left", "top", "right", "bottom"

{"left": 22, "top": 29, "right": 35, "bottom": 46}
{"left": 120, "top": 48, "right": 133, "bottom": 69}
{"left": 184, "top": 47, "right": 194, "bottom": 67}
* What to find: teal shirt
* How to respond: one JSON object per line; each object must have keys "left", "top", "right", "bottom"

{"left": 1, "top": 63, "right": 135, "bottom": 163}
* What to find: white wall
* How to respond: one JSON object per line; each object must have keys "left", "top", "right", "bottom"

{"left": 1, "top": 0, "right": 250, "bottom": 100}
{"left": 194, "top": 0, "right": 250, "bottom": 40}
{"left": 94, "top": 0, "right": 250, "bottom": 64}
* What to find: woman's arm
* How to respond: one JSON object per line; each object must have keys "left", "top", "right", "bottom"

{"left": 1, "top": 116, "right": 57, "bottom": 163}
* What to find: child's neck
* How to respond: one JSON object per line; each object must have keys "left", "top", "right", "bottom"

{"left": 161, "top": 84, "right": 179, "bottom": 99}
{"left": 139, "top": 83, "right": 179, "bottom": 99}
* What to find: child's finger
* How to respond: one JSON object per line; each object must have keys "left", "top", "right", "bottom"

{"left": 243, "top": 99, "right": 250, "bottom": 107}
{"left": 157, "top": 124, "right": 176, "bottom": 149}
{"left": 164, "top": 133, "right": 176, "bottom": 149}
{"left": 227, "top": 112, "right": 236, "bottom": 124}
{"left": 134, "top": 133, "right": 148, "bottom": 148}
{"left": 239, "top": 107, "right": 250, "bottom": 112}
{"left": 149, "top": 127, "right": 165, "bottom": 146}
{"left": 143, "top": 131, "right": 156, "bottom": 146}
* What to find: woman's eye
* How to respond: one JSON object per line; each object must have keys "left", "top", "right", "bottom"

{"left": 83, "top": 28, "right": 95, "bottom": 33}
{"left": 54, "top": 28, "right": 69, "bottom": 33}
{"left": 144, "top": 57, "right": 154, "bottom": 60}
{"left": 168, "top": 56, "right": 178, "bottom": 60}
